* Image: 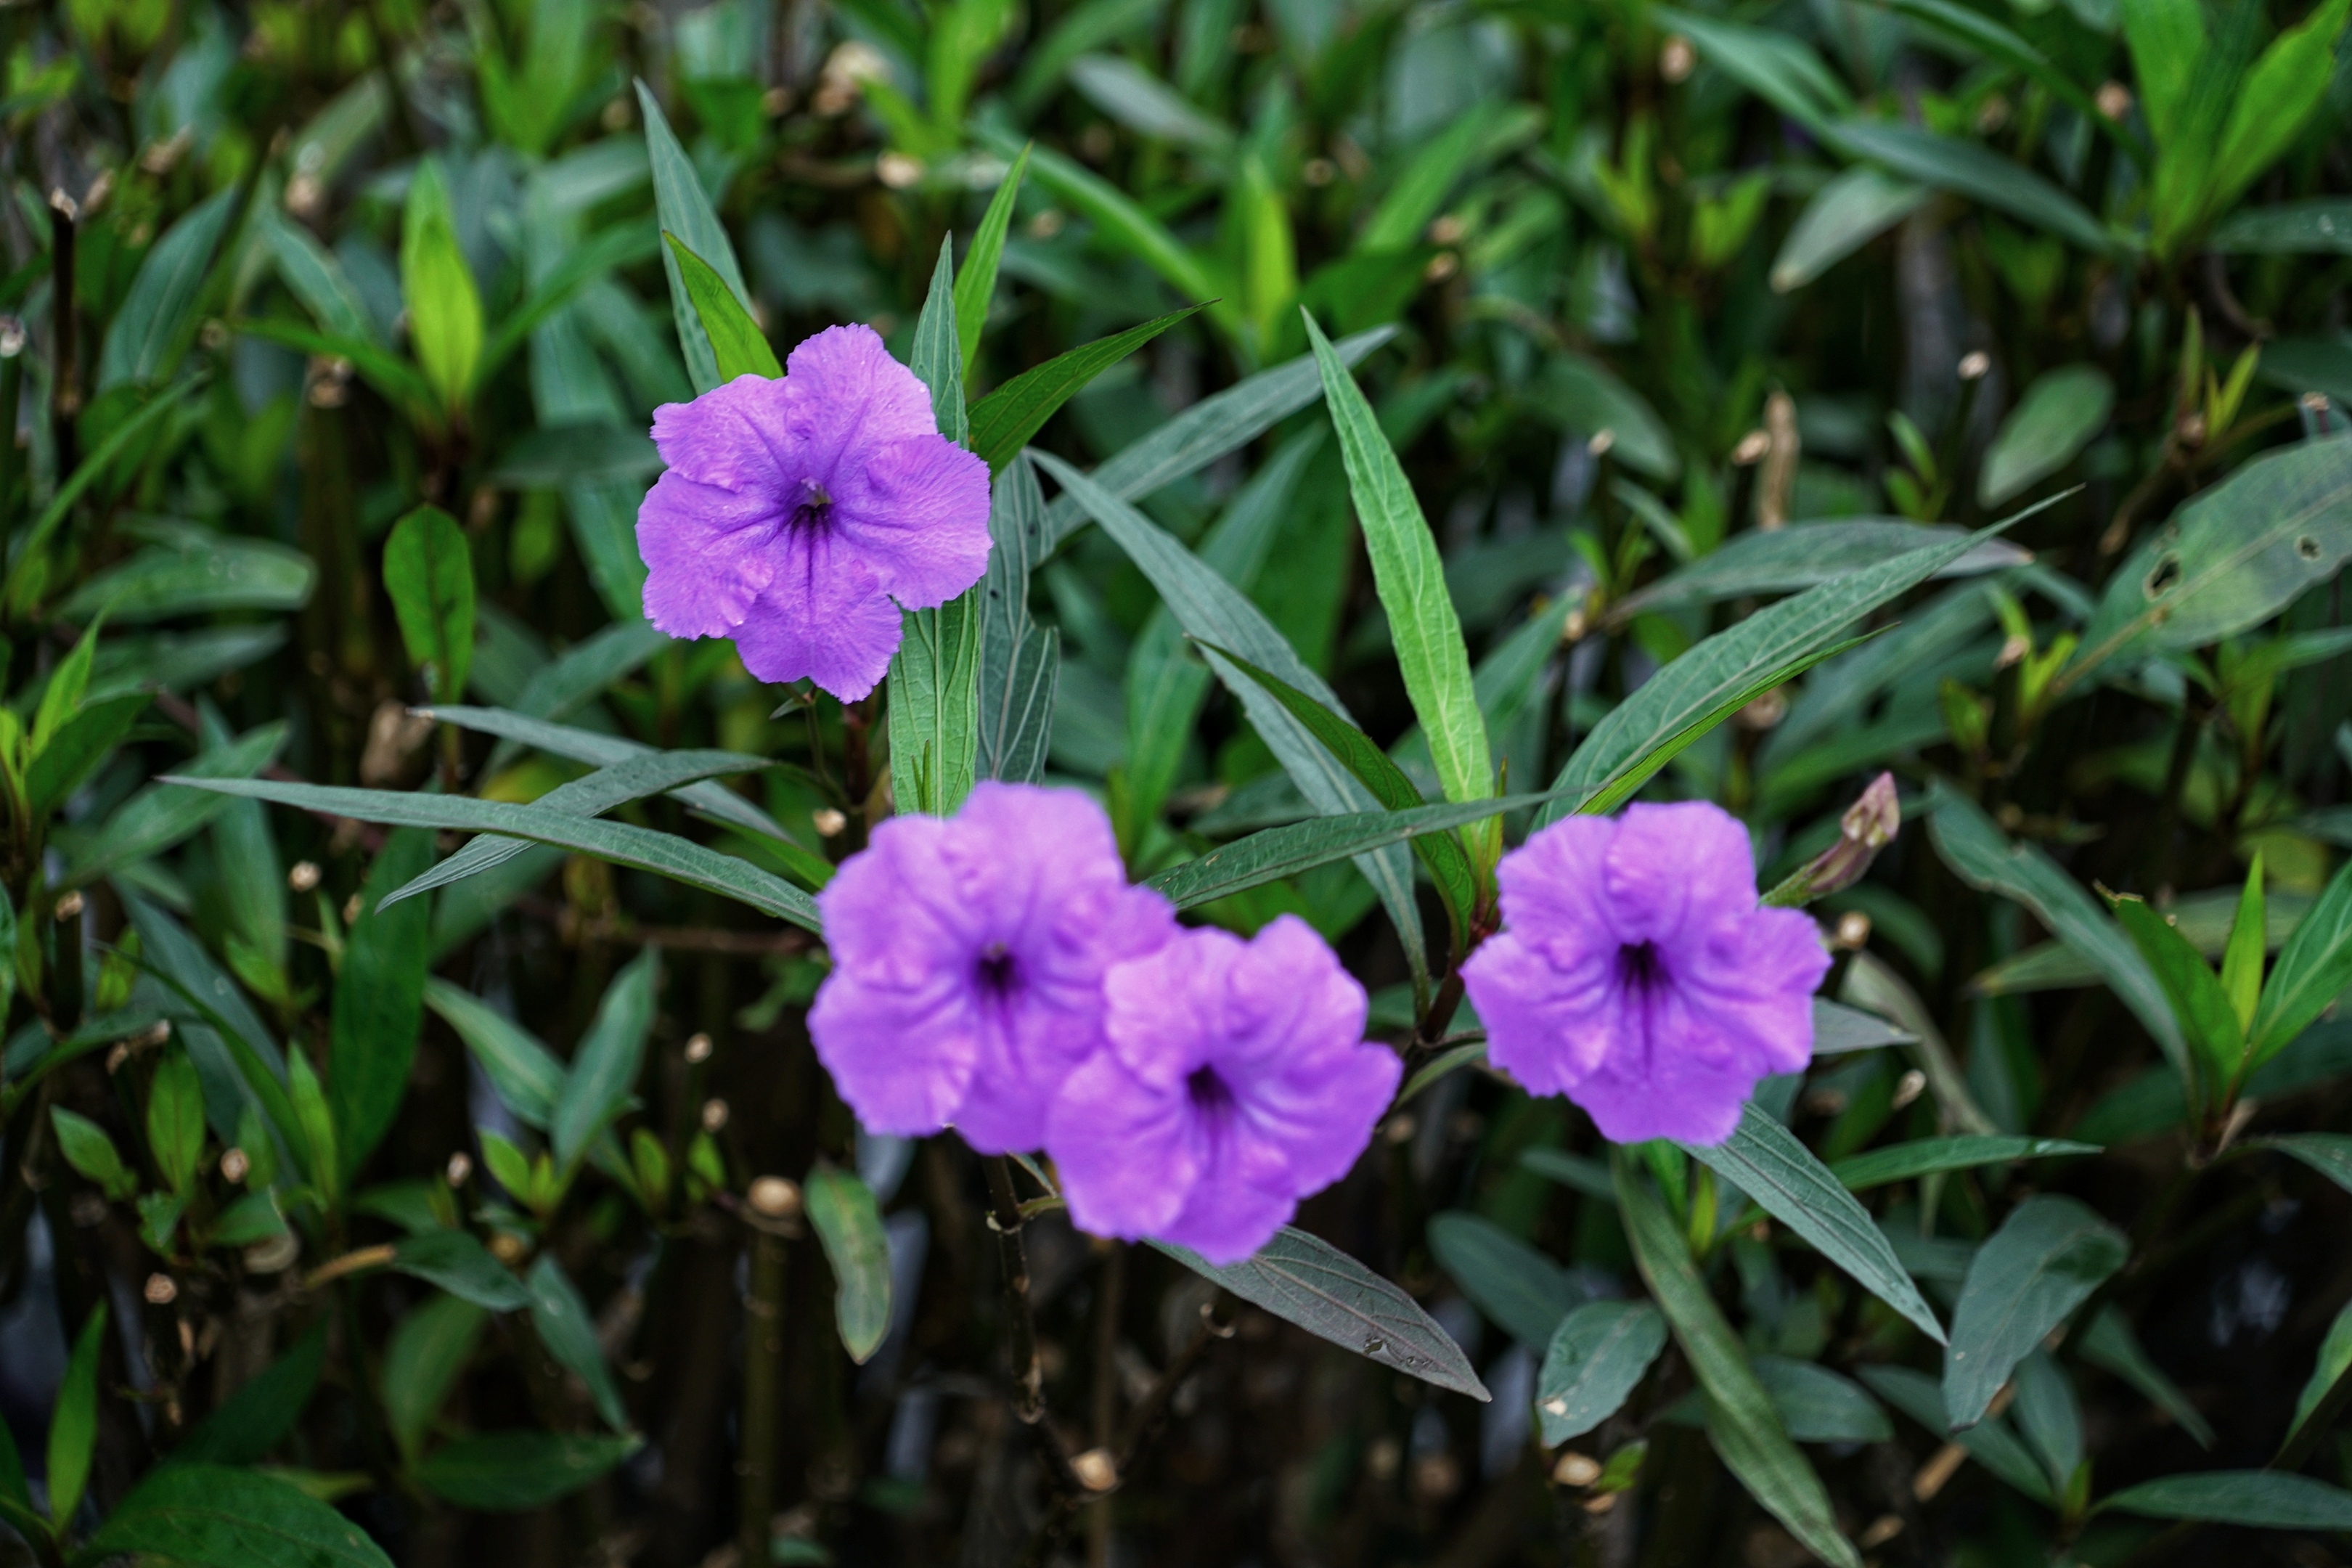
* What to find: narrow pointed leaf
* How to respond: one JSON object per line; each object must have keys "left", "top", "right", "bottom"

{"left": 83, "top": 1463, "right": 397, "bottom": 1568}
{"left": 552, "top": 949, "right": 658, "bottom": 1169}
{"left": 2248, "top": 854, "right": 2352, "bottom": 1068}
{"left": 637, "top": 78, "right": 751, "bottom": 393}
{"left": 955, "top": 144, "right": 1029, "bottom": 376}
{"left": 1829, "top": 1136, "right": 2098, "bottom": 1191}
{"left": 662, "top": 233, "right": 779, "bottom": 382}
{"left": 806, "top": 1165, "right": 894, "bottom": 1363}
{"left": 969, "top": 306, "right": 1206, "bottom": 472}
{"left": 1944, "top": 1195, "right": 2127, "bottom": 1429}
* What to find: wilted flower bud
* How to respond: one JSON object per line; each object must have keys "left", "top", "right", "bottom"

{"left": 1778, "top": 773, "right": 1900, "bottom": 905}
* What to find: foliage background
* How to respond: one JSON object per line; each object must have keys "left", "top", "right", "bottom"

{"left": 7, "top": 0, "right": 2352, "bottom": 1562}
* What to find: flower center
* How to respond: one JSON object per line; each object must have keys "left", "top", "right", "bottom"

{"left": 1615, "top": 940, "right": 1666, "bottom": 993}
{"left": 973, "top": 943, "right": 1019, "bottom": 1000}
{"left": 788, "top": 479, "right": 833, "bottom": 532}
{"left": 1185, "top": 1065, "right": 1236, "bottom": 1116}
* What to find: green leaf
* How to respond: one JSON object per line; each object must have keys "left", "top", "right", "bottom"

{"left": 2070, "top": 436, "right": 2352, "bottom": 684}
{"left": 491, "top": 424, "right": 661, "bottom": 487}
{"left": 1943, "top": 1194, "right": 2128, "bottom": 1429}
{"left": 401, "top": 160, "right": 484, "bottom": 411}
{"left": 1204, "top": 643, "right": 1479, "bottom": 944}
{"left": 1532, "top": 352, "right": 1679, "bottom": 481}
{"left": 233, "top": 318, "right": 433, "bottom": 420}
{"left": 2123, "top": 0, "right": 2203, "bottom": 144}
{"left": 1745, "top": 1358, "right": 1893, "bottom": 1445}
{"left": 1860, "top": 1363, "right": 2055, "bottom": 1502}
{"left": 1153, "top": 1226, "right": 1490, "bottom": 1400}
{"left": 1978, "top": 366, "right": 2115, "bottom": 507}
{"left": 2253, "top": 1132, "right": 2352, "bottom": 1198}
{"left": 1771, "top": 166, "right": 1933, "bottom": 292}
{"left": 382, "top": 748, "right": 774, "bottom": 910}
{"left": 330, "top": 829, "right": 434, "bottom": 1180}
{"left": 412, "top": 1433, "right": 640, "bottom": 1511}
{"left": 1040, "top": 328, "right": 1395, "bottom": 549}
{"left": 1429, "top": 1212, "right": 1587, "bottom": 1347}
{"left": 911, "top": 235, "right": 966, "bottom": 444}
{"left": 806, "top": 1165, "right": 894, "bottom": 1363}
{"left": 33, "top": 613, "right": 102, "bottom": 757}
{"left": 27, "top": 693, "right": 148, "bottom": 822}
{"left": 1810, "top": 997, "right": 1920, "bottom": 1054}
{"left": 1681, "top": 1104, "right": 1946, "bottom": 1343}
{"left": 1305, "top": 313, "right": 1491, "bottom": 826}
{"left": 98, "top": 187, "right": 239, "bottom": 391}
{"left": 1826, "top": 121, "right": 2116, "bottom": 253}
{"left": 637, "top": 78, "right": 754, "bottom": 394}
{"left": 2221, "top": 855, "right": 2267, "bottom": 1034}
{"left": 420, "top": 706, "right": 802, "bottom": 853}
{"left": 969, "top": 306, "right": 1205, "bottom": 473}
{"left": 155, "top": 776, "right": 824, "bottom": 932}
{"left": 1546, "top": 521, "right": 2024, "bottom": 824}
{"left": 2112, "top": 893, "right": 2245, "bottom": 1098}
{"left": 1866, "top": 0, "right": 2140, "bottom": 160}
{"left": 57, "top": 522, "right": 315, "bottom": 626}
{"left": 2287, "top": 1295, "right": 2352, "bottom": 1456}
{"left": 1034, "top": 447, "right": 1429, "bottom": 995}
{"left": 383, "top": 1294, "right": 488, "bottom": 1461}
{"left": 257, "top": 202, "right": 375, "bottom": 343}
{"left": 971, "top": 128, "right": 1235, "bottom": 342}
{"left": 65, "top": 719, "right": 288, "bottom": 887}
{"left": 423, "top": 979, "right": 563, "bottom": 1128}
{"left": 1357, "top": 102, "right": 1542, "bottom": 253}
{"left": 526, "top": 1255, "right": 629, "bottom": 1431}
{"left": 287, "top": 1050, "right": 339, "bottom": 1199}
{"left": 2209, "top": 200, "right": 2352, "bottom": 254}
{"left": 477, "top": 224, "right": 662, "bottom": 386}
{"left": 661, "top": 232, "right": 780, "bottom": 383}
{"left": 2099, "top": 1471, "right": 2352, "bottom": 1529}
{"left": 7, "top": 376, "right": 208, "bottom": 602}
{"left": 2248, "top": 854, "right": 2352, "bottom": 1069}
{"left": 1614, "top": 1156, "right": 1860, "bottom": 1568}
{"left": 80, "top": 1462, "right": 396, "bottom": 1568}
{"left": 1536, "top": 1301, "right": 1668, "bottom": 1444}
{"left": 1069, "top": 54, "right": 1235, "bottom": 153}
{"left": 390, "top": 1228, "right": 534, "bottom": 1312}
{"left": 51, "top": 1107, "right": 136, "bottom": 1201}
{"left": 976, "top": 456, "right": 1060, "bottom": 785}
{"left": 383, "top": 506, "right": 477, "bottom": 704}
{"left": 172, "top": 1323, "right": 327, "bottom": 1468}
{"left": 2013, "top": 1349, "right": 2085, "bottom": 1490}
{"left": 1927, "top": 782, "right": 2190, "bottom": 1080}
{"left": 2210, "top": 0, "right": 2352, "bottom": 211}
{"left": 552, "top": 949, "right": 658, "bottom": 1170}
{"left": 955, "top": 144, "right": 1029, "bottom": 377}
{"left": 1608, "top": 520, "right": 2025, "bottom": 622}
{"left": 2078, "top": 1304, "right": 2215, "bottom": 1448}
{"left": 1146, "top": 789, "right": 1569, "bottom": 910}
{"left": 1652, "top": 9, "right": 1853, "bottom": 131}
{"left": 50, "top": 1304, "right": 107, "bottom": 1528}
{"left": 147, "top": 1048, "right": 207, "bottom": 1193}
{"left": 1829, "top": 1135, "right": 2098, "bottom": 1191}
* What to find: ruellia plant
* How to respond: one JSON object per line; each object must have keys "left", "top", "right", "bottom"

{"left": 8, "top": 0, "right": 2352, "bottom": 1564}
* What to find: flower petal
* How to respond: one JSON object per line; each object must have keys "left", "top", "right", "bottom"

{"left": 729, "top": 540, "right": 903, "bottom": 701}
{"left": 1603, "top": 801, "right": 1762, "bottom": 945}
{"left": 649, "top": 374, "right": 798, "bottom": 494}
{"left": 829, "top": 434, "right": 995, "bottom": 609}
{"left": 782, "top": 324, "right": 942, "bottom": 468}
{"left": 1050, "top": 1053, "right": 1197, "bottom": 1241}
{"left": 636, "top": 473, "right": 781, "bottom": 638}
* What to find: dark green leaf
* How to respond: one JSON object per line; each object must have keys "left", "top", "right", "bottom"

{"left": 1615, "top": 1156, "right": 1860, "bottom": 1568}
{"left": 154, "top": 777, "right": 823, "bottom": 932}
{"left": 1146, "top": 790, "right": 1567, "bottom": 910}
{"left": 2099, "top": 1471, "right": 2352, "bottom": 1529}
{"left": 147, "top": 1048, "right": 207, "bottom": 1193}
{"left": 2112, "top": 892, "right": 2245, "bottom": 1098}
{"left": 173, "top": 1323, "right": 327, "bottom": 1466}
{"left": 1536, "top": 1301, "right": 1667, "bottom": 1443}
{"left": 1944, "top": 1195, "right": 2127, "bottom": 1429}
{"left": 27, "top": 694, "right": 148, "bottom": 821}
{"left": 552, "top": 949, "right": 658, "bottom": 1169}
{"left": 391, "top": 1229, "right": 534, "bottom": 1312}
{"left": 526, "top": 1255, "right": 629, "bottom": 1431}
{"left": 976, "top": 456, "right": 1060, "bottom": 785}
{"left": 491, "top": 424, "right": 661, "bottom": 487}
{"left": 2210, "top": 200, "right": 2352, "bottom": 254}
{"left": 2078, "top": 1304, "right": 2216, "bottom": 1449}
{"left": 98, "top": 187, "right": 240, "bottom": 391}
{"left": 1829, "top": 1135, "right": 2098, "bottom": 1191}
{"left": 422, "top": 980, "right": 563, "bottom": 1129}
{"left": 80, "top": 1463, "right": 395, "bottom": 1568}
{"left": 8, "top": 377, "right": 207, "bottom": 601}
{"left": 49, "top": 1304, "right": 108, "bottom": 1528}
{"left": 1979, "top": 366, "right": 2115, "bottom": 507}
{"left": 1607, "top": 520, "right": 2025, "bottom": 623}
{"left": 413, "top": 1433, "right": 640, "bottom": 1511}
{"left": 330, "top": 829, "right": 434, "bottom": 1180}
{"left": 384, "top": 1294, "right": 489, "bottom": 1461}
{"left": 66, "top": 719, "right": 287, "bottom": 886}
{"left": 1811, "top": 997, "right": 1919, "bottom": 1054}
{"left": 1153, "top": 1227, "right": 1490, "bottom": 1400}
{"left": 806, "top": 1165, "right": 894, "bottom": 1364}
{"left": 969, "top": 306, "right": 1206, "bottom": 472}
{"left": 383, "top": 507, "right": 476, "bottom": 704}
{"left": 2248, "top": 855, "right": 2352, "bottom": 1069}
{"left": 1429, "top": 1212, "right": 1588, "bottom": 1347}
{"left": 955, "top": 144, "right": 1029, "bottom": 377}
{"left": 1826, "top": 121, "right": 2115, "bottom": 252}
{"left": 2253, "top": 1132, "right": 2352, "bottom": 1197}
{"left": 1680, "top": 1103, "right": 1946, "bottom": 1343}
{"left": 1771, "top": 166, "right": 1932, "bottom": 292}
{"left": 51, "top": 1107, "right": 136, "bottom": 1201}
{"left": 1861, "top": 1363, "right": 2054, "bottom": 1502}
{"left": 909, "top": 237, "right": 965, "bottom": 446}
{"left": 1747, "top": 1358, "right": 1894, "bottom": 1444}
{"left": 58, "top": 521, "right": 314, "bottom": 626}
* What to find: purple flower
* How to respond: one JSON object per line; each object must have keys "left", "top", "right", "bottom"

{"left": 1049, "top": 918, "right": 1399, "bottom": 1265}
{"left": 809, "top": 783, "right": 1177, "bottom": 1153}
{"left": 1461, "top": 801, "right": 1829, "bottom": 1146}
{"left": 637, "top": 324, "right": 992, "bottom": 702}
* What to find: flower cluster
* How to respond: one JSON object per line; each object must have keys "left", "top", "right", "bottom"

{"left": 635, "top": 324, "right": 993, "bottom": 703}
{"left": 811, "top": 783, "right": 1400, "bottom": 1263}
{"left": 1463, "top": 801, "right": 1829, "bottom": 1145}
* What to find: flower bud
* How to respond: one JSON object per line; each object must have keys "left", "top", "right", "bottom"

{"left": 1779, "top": 773, "right": 1900, "bottom": 905}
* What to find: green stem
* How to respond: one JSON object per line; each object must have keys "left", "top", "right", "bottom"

{"left": 739, "top": 1216, "right": 789, "bottom": 1562}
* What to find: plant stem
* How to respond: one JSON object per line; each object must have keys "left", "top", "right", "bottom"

{"left": 985, "top": 1156, "right": 1043, "bottom": 1422}
{"left": 739, "top": 1213, "right": 791, "bottom": 1562}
